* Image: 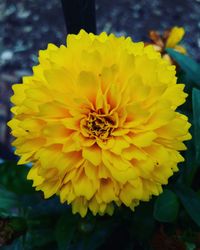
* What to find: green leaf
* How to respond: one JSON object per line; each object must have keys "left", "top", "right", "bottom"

{"left": 0, "top": 188, "right": 19, "bottom": 210}
{"left": 179, "top": 87, "right": 200, "bottom": 186}
{"left": 175, "top": 185, "right": 200, "bottom": 227}
{"left": 154, "top": 189, "right": 179, "bottom": 223}
{"left": 166, "top": 49, "right": 200, "bottom": 87}
{"left": 0, "top": 161, "right": 35, "bottom": 194}
{"left": 192, "top": 87, "right": 200, "bottom": 162}
{"left": 55, "top": 211, "right": 78, "bottom": 250}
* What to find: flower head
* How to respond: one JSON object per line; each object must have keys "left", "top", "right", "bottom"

{"left": 148, "top": 26, "right": 186, "bottom": 63}
{"left": 9, "top": 30, "right": 191, "bottom": 217}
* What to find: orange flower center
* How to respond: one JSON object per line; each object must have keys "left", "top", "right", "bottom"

{"left": 81, "top": 112, "right": 116, "bottom": 140}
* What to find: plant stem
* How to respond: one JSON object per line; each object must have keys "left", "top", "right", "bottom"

{"left": 61, "top": 0, "right": 96, "bottom": 35}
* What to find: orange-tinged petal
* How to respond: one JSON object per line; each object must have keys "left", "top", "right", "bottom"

{"left": 77, "top": 71, "right": 99, "bottom": 103}
{"left": 174, "top": 45, "right": 187, "bottom": 54}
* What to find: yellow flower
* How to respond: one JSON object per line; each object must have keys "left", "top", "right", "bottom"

{"left": 8, "top": 30, "right": 191, "bottom": 217}
{"left": 147, "top": 26, "right": 187, "bottom": 63}
{"left": 166, "top": 26, "right": 186, "bottom": 54}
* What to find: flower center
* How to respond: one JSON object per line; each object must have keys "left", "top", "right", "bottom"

{"left": 81, "top": 112, "right": 116, "bottom": 140}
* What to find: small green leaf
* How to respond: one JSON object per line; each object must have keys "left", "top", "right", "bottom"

{"left": 154, "top": 189, "right": 179, "bottom": 223}
{"left": 175, "top": 185, "right": 200, "bottom": 227}
{"left": 166, "top": 48, "right": 200, "bottom": 87}
{"left": 55, "top": 211, "right": 78, "bottom": 250}
{"left": 0, "top": 188, "right": 19, "bottom": 210}
{"left": 0, "top": 161, "right": 34, "bottom": 194}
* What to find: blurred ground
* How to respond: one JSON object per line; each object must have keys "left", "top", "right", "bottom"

{"left": 1, "top": 0, "right": 200, "bottom": 156}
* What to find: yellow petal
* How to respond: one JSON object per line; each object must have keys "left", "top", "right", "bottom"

{"left": 120, "top": 181, "right": 143, "bottom": 206}
{"left": 84, "top": 161, "right": 98, "bottom": 181}
{"left": 27, "top": 165, "right": 44, "bottom": 186}
{"left": 166, "top": 27, "right": 185, "bottom": 48}
{"left": 110, "top": 137, "right": 130, "bottom": 154}
{"left": 162, "top": 84, "right": 187, "bottom": 107}
{"left": 88, "top": 197, "right": 99, "bottom": 216}
{"left": 77, "top": 71, "right": 99, "bottom": 103}
{"left": 60, "top": 182, "right": 76, "bottom": 204}
{"left": 44, "top": 68, "right": 75, "bottom": 93}
{"left": 82, "top": 145, "right": 102, "bottom": 166}
{"left": 126, "top": 131, "right": 157, "bottom": 147}
{"left": 73, "top": 172, "right": 96, "bottom": 200}
{"left": 98, "top": 179, "right": 117, "bottom": 202}
{"left": 36, "top": 179, "right": 61, "bottom": 199}
{"left": 72, "top": 197, "right": 88, "bottom": 218}
{"left": 102, "top": 151, "right": 138, "bottom": 183}
{"left": 123, "top": 145, "right": 147, "bottom": 161}
{"left": 39, "top": 101, "right": 70, "bottom": 118}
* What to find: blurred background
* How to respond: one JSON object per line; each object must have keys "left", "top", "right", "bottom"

{"left": 1, "top": 0, "right": 200, "bottom": 160}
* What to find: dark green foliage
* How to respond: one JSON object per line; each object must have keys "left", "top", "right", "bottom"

{"left": 192, "top": 88, "right": 200, "bottom": 162}
{"left": 0, "top": 189, "right": 19, "bottom": 211}
{"left": 55, "top": 212, "right": 78, "bottom": 250}
{"left": 154, "top": 189, "right": 179, "bottom": 223}
{"left": 0, "top": 161, "right": 35, "bottom": 194}
{"left": 167, "top": 48, "right": 200, "bottom": 87}
{"left": 175, "top": 185, "right": 200, "bottom": 227}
